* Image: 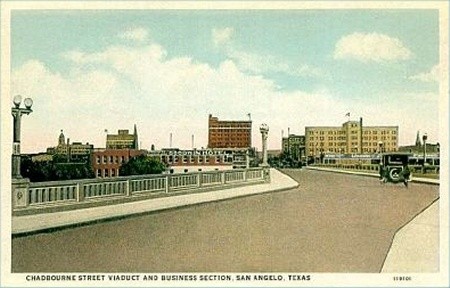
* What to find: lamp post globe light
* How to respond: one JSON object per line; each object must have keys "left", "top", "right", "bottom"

{"left": 11, "top": 95, "right": 33, "bottom": 178}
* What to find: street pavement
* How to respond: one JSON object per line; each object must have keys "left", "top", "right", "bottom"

{"left": 11, "top": 169, "right": 439, "bottom": 273}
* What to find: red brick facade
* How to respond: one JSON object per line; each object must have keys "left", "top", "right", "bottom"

{"left": 92, "top": 149, "right": 145, "bottom": 177}
{"left": 208, "top": 114, "right": 252, "bottom": 148}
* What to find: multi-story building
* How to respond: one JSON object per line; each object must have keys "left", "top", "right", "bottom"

{"left": 208, "top": 114, "right": 252, "bottom": 149}
{"left": 92, "top": 149, "right": 146, "bottom": 178}
{"left": 148, "top": 148, "right": 252, "bottom": 169}
{"left": 282, "top": 134, "right": 306, "bottom": 160}
{"left": 305, "top": 118, "right": 398, "bottom": 159}
{"left": 106, "top": 125, "right": 139, "bottom": 150}
{"left": 46, "top": 130, "right": 93, "bottom": 162}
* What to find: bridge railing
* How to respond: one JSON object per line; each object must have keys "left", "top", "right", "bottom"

{"left": 312, "top": 163, "right": 439, "bottom": 174}
{"left": 12, "top": 167, "right": 270, "bottom": 211}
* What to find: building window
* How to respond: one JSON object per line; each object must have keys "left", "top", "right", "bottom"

{"left": 96, "top": 156, "right": 100, "bottom": 164}
{"left": 103, "top": 156, "right": 107, "bottom": 164}
{"left": 111, "top": 169, "right": 116, "bottom": 177}
{"left": 104, "top": 169, "right": 109, "bottom": 177}
{"left": 97, "top": 169, "right": 101, "bottom": 177}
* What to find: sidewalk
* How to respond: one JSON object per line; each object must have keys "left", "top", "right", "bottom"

{"left": 305, "top": 166, "right": 440, "bottom": 272}
{"left": 12, "top": 168, "right": 298, "bottom": 235}
{"left": 382, "top": 200, "right": 440, "bottom": 272}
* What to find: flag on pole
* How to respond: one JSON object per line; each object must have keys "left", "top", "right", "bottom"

{"left": 345, "top": 112, "right": 350, "bottom": 117}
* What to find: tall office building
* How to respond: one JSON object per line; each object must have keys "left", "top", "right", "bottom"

{"left": 282, "top": 134, "right": 306, "bottom": 160}
{"left": 305, "top": 118, "right": 398, "bottom": 158}
{"left": 207, "top": 114, "right": 252, "bottom": 149}
{"left": 106, "top": 124, "right": 139, "bottom": 150}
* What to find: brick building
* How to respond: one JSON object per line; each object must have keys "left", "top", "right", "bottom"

{"left": 148, "top": 148, "right": 251, "bottom": 169}
{"left": 207, "top": 114, "right": 252, "bottom": 149}
{"left": 92, "top": 149, "right": 146, "bottom": 178}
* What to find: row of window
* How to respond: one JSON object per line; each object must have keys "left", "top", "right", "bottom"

{"left": 307, "top": 129, "right": 397, "bottom": 136}
{"left": 96, "top": 168, "right": 118, "bottom": 177}
{"left": 308, "top": 130, "right": 346, "bottom": 135}
{"left": 309, "top": 135, "right": 397, "bottom": 143}
{"left": 363, "top": 130, "right": 397, "bottom": 135}
{"left": 308, "top": 147, "right": 396, "bottom": 154}
{"left": 162, "top": 155, "right": 233, "bottom": 164}
{"left": 96, "top": 155, "right": 129, "bottom": 164}
{"left": 308, "top": 141, "right": 396, "bottom": 148}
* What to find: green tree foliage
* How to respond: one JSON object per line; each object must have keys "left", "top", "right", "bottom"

{"left": 119, "top": 155, "right": 165, "bottom": 176}
{"left": 21, "top": 155, "right": 95, "bottom": 182}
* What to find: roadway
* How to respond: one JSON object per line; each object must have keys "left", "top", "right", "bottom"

{"left": 11, "top": 169, "right": 439, "bottom": 273}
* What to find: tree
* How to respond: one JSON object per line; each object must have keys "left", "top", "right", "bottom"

{"left": 119, "top": 155, "right": 165, "bottom": 176}
{"left": 21, "top": 155, "right": 95, "bottom": 182}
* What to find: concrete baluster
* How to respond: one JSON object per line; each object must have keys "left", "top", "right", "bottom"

{"left": 126, "top": 179, "right": 131, "bottom": 196}
{"left": 76, "top": 182, "right": 84, "bottom": 202}
{"left": 165, "top": 175, "right": 170, "bottom": 193}
{"left": 197, "top": 172, "right": 202, "bottom": 188}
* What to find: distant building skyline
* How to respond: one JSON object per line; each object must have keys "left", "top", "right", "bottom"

{"left": 46, "top": 130, "right": 93, "bottom": 161}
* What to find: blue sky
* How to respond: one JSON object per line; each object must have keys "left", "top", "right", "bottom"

{"left": 9, "top": 7, "right": 441, "bottom": 152}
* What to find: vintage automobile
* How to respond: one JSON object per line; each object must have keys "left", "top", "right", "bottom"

{"left": 379, "top": 153, "right": 412, "bottom": 186}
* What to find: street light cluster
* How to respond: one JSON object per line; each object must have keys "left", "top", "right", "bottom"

{"left": 11, "top": 95, "right": 33, "bottom": 178}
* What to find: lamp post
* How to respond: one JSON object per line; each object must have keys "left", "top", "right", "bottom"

{"left": 11, "top": 95, "right": 33, "bottom": 178}
{"left": 422, "top": 133, "right": 428, "bottom": 170}
{"left": 378, "top": 141, "right": 383, "bottom": 154}
{"left": 259, "top": 124, "right": 269, "bottom": 166}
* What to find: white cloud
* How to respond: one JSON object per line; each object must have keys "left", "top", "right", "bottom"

{"left": 334, "top": 32, "right": 412, "bottom": 62}
{"left": 118, "top": 27, "right": 149, "bottom": 43}
{"left": 212, "top": 27, "right": 234, "bottom": 47}
{"left": 226, "top": 49, "right": 325, "bottom": 79}
{"left": 409, "top": 64, "right": 440, "bottom": 83}
{"left": 13, "top": 38, "right": 437, "bottom": 154}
